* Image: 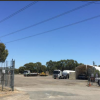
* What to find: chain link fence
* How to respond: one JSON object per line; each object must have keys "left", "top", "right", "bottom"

{"left": 0, "top": 59, "right": 15, "bottom": 91}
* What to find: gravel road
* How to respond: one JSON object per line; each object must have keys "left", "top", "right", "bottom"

{"left": 0, "top": 75, "right": 100, "bottom": 100}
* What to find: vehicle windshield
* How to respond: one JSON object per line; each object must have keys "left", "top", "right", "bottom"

{"left": 24, "top": 71, "right": 28, "bottom": 73}
{"left": 79, "top": 74, "right": 86, "bottom": 76}
{"left": 53, "top": 71, "right": 60, "bottom": 74}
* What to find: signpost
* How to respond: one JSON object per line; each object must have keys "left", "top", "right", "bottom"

{"left": 1, "top": 69, "right": 5, "bottom": 91}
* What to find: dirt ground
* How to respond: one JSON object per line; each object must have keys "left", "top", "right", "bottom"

{"left": 0, "top": 75, "right": 100, "bottom": 100}
{"left": 14, "top": 75, "right": 89, "bottom": 87}
{"left": 0, "top": 87, "right": 18, "bottom": 97}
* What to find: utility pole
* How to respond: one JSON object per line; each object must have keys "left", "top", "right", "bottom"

{"left": 86, "top": 64, "right": 87, "bottom": 74}
{"left": 92, "top": 61, "right": 95, "bottom": 83}
{"left": 93, "top": 61, "right": 95, "bottom": 74}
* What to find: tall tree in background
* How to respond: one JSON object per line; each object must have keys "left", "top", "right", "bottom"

{"left": 14, "top": 68, "right": 19, "bottom": 74}
{"left": 35, "top": 62, "right": 42, "bottom": 73}
{"left": 18, "top": 59, "right": 85, "bottom": 74}
{"left": 24, "top": 62, "right": 36, "bottom": 72}
{"left": 46, "top": 60, "right": 57, "bottom": 74}
{"left": 0, "top": 43, "right": 8, "bottom": 62}
{"left": 41, "top": 65, "right": 46, "bottom": 72}
{"left": 46, "top": 59, "right": 83, "bottom": 74}
{"left": 19, "top": 66, "right": 25, "bottom": 74}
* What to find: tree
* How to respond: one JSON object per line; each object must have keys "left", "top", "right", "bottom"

{"left": 23, "top": 62, "right": 43, "bottom": 73}
{"left": 17, "top": 59, "right": 85, "bottom": 74}
{"left": 46, "top": 59, "right": 83, "bottom": 74}
{"left": 14, "top": 68, "right": 19, "bottom": 74}
{"left": 24, "top": 62, "right": 36, "bottom": 72}
{"left": 35, "top": 62, "right": 42, "bottom": 73}
{"left": 41, "top": 65, "right": 46, "bottom": 72}
{"left": 46, "top": 60, "right": 57, "bottom": 74}
{"left": 0, "top": 43, "right": 8, "bottom": 62}
{"left": 78, "top": 63, "right": 84, "bottom": 66}
{"left": 98, "top": 65, "right": 100, "bottom": 67}
{"left": 19, "top": 66, "right": 25, "bottom": 74}
{"left": 94, "top": 65, "right": 97, "bottom": 66}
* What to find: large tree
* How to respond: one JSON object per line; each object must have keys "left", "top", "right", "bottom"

{"left": 46, "top": 60, "right": 57, "bottom": 74}
{"left": 24, "top": 62, "right": 36, "bottom": 73}
{"left": 46, "top": 59, "right": 82, "bottom": 74}
{"left": 35, "top": 62, "right": 42, "bottom": 73}
{"left": 41, "top": 65, "right": 46, "bottom": 72}
{"left": 14, "top": 68, "right": 19, "bottom": 74}
{"left": 0, "top": 43, "right": 8, "bottom": 62}
{"left": 19, "top": 66, "right": 25, "bottom": 74}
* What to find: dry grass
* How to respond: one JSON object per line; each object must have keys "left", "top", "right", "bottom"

{"left": 0, "top": 86, "right": 19, "bottom": 97}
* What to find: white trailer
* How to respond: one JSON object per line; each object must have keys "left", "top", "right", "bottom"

{"left": 53, "top": 70, "right": 75, "bottom": 79}
{"left": 24, "top": 70, "right": 38, "bottom": 77}
{"left": 62, "top": 70, "right": 75, "bottom": 79}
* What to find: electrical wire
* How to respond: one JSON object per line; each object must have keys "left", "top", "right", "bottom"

{"left": 0, "top": 1, "right": 95, "bottom": 38}
{"left": 5, "top": 14, "right": 100, "bottom": 44}
{"left": 82, "top": 1, "right": 100, "bottom": 4}
{"left": 0, "top": 1, "right": 38, "bottom": 23}
{"left": 94, "top": 2, "right": 100, "bottom": 4}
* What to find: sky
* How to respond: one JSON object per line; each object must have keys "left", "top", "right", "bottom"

{"left": 0, "top": 1, "right": 100, "bottom": 68}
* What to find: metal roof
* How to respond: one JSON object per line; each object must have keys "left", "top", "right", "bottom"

{"left": 77, "top": 65, "right": 100, "bottom": 71}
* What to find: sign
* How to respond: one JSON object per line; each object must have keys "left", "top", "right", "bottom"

{"left": 2, "top": 70, "right": 5, "bottom": 74}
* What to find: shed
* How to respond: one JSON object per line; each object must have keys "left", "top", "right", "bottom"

{"left": 75, "top": 65, "right": 100, "bottom": 79}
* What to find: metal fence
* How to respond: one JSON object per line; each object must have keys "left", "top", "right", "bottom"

{"left": 0, "top": 59, "right": 15, "bottom": 91}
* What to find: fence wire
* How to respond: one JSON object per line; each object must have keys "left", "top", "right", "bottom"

{"left": 0, "top": 59, "right": 15, "bottom": 91}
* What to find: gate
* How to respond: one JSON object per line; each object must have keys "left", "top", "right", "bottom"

{"left": 0, "top": 59, "right": 15, "bottom": 91}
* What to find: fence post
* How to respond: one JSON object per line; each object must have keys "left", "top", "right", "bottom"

{"left": 1, "top": 73, "right": 4, "bottom": 91}
{"left": 0, "top": 60, "right": 15, "bottom": 91}
{"left": 12, "top": 60, "right": 15, "bottom": 91}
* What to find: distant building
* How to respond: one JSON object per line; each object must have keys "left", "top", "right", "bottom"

{"left": 75, "top": 65, "right": 100, "bottom": 79}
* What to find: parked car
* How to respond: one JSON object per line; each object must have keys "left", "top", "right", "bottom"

{"left": 78, "top": 74, "right": 87, "bottom": 80}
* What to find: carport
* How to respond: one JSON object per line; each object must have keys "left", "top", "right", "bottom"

{"left": 75, "top": 65, "right": 100, "bottom": 79}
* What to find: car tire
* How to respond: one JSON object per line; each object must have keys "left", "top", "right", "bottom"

{"left": 59, "top": 76, "right": 61, "bottom": 79}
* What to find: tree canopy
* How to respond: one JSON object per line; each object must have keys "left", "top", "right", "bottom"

{"left": 46, "top": 59, "right": 83, "bottom": 74}
{"left": 0, "top": 43, "right": 8, "bottom": 62}
{"left": 18, "top": 62, "right": 46, "bottom": 74}
{"left": 16, "top": 59, "right": 86, "bottom": 74}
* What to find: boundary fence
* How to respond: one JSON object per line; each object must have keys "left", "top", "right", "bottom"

{"left": 0, "top": 59, "right": 15, "bottom": 91}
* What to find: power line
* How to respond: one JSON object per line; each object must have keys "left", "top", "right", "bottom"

{"left": 5, "top": 14, "right": 100, "bottom": 44}
{"left": 0, "top": 1, "right": 38, "bottom": 23}
{"left": 0, "top": 1, "right": 95, "bottom": 38}
{"left": 82, "top": 1, "right": 100, "bottom": 4}
{"left": 94, "top": 2, "right": 100, "bottom": 4}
